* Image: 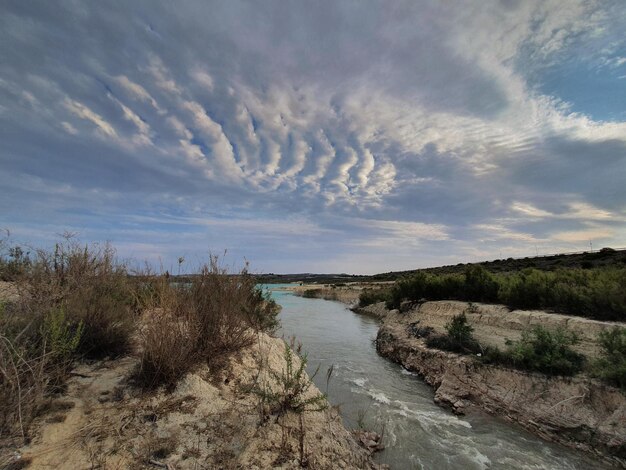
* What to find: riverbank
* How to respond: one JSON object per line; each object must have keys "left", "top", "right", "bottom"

{"left": 359, "top": 300, "right": 626, "bottom": 467}
{"left": 6, "top": 332, "right": 380, "bottom": 469}
{"left": 280, "top": 282, "right": 389, "bottom": 305}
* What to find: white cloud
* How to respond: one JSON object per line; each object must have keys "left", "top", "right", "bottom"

{"left": 63, "top": 98, "right": 117, "bottom": 138}
{"left": 181, "top": 100, "right": 243, "bottom": 180}
{"left": 109, "top": 94, "right": 153, "bottom": 146}
{"left": 552, "top": 227, "right": 614, "bottom": 242}
{"left": 61, "top": 121, "right": 78, "bottom": 135}
{"left": 114, "top": 75, "right": 161, "bottom": 112}
{"left": 2, "top": 1, "right": 625, "bottom": 272}
{"left": 473, "top": 224, "right": 542, "bottom": 243}
{"left": 191, "top": 68, "right": 214, "bottom": 92}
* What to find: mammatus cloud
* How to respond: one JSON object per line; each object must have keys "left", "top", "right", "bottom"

{"left": 0, "top": 0, "right": 625, "bottom": 273}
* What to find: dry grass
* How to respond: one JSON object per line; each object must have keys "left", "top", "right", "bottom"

{"left": 134, "top": 257, "right": 280, "bottom": 389}
{"left": 1, "top": 238, "right": 280, "bottom": 447}
{"left": 0, "top": 237, "right": 136, "bottom": 440}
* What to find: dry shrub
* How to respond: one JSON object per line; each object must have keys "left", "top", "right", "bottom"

{"left": 135, "top": 307, "right": 198, "bottom": 388}
{"left": 135, "top": 257, "right": 280, "bottom": 388}
{"left": 0, "top": 334, "right": 49, "bottom": 441}
{"left": 16, "top": 239, "right": 136, "bottom": 358}
{"left": 0, "top": 237, "right": 136, "bottom": 440}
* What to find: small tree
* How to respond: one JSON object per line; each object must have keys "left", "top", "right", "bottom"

{"left": 253, "top": 342, "right": 328, "bottom": 417}
{"left": 506, "top": 326, "right": 584, "bottom": 376}
{"left": 445, "top": 312, "right": 474, "bottom": 344}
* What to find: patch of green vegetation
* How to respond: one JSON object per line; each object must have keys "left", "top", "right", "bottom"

{"left": 387, "top": 265, "right": 626, "bottom": 321}
{"left": 358, "top": 288, "right": 390, "bottom": 307}
{"left": 482, "top": 326, "right": 585, "bottom": 376}
{"left": 42, "top": 308, "right": 83, "bottom": 364}
{"left": 425, "top": 312, "right": 482, "bottom": 355}
{"left": 301, "top": 288, "right": 322, "bottom": 298}
{"left": 593, "top": 328, "right": 626, "bottom": 389}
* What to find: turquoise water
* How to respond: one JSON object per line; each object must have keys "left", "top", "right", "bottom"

{"left": 264, "top": 284, "right": 606, "bottom": 470}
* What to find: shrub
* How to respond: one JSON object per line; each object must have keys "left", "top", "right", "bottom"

{"left": 358, "top": 288, "right": 389, "bottom": 307}
{"left": 425, "top": 313, "right": 482, "bottom": 354}
{"left": 386, "top": 264, "right": 626, "bottom": 321}
{"left": 252, "top": 342, "right": 328, "bottom": 417}
{"left": 407, "top": 322, "right": 434, "bottom": 338}
{"left": 463, "top": 265, "right": 498, "bottom": 302}
{"left": 302, "top": 289, "right": 321, "bottom": 298}
{"left": 0, "top": 244, "right": 32, "bottom": 281}
{"left": 135, "top": 306, "right": 197, "bottom": 388}
{"left": 484, "top": 326, "right": 584, "bottom": 376}
{"left": 593, "top": 327, "right": 626, "bottom": 389}
{"left": 1, "top": 237, "right": 137, "bottom": 439}
{"left": 445, "top": 312, "right": 473, "bottom": 344}
{"left": 18, "top": 239, "right": 136, "bottom": 359}
{"left": 135, "top": 258, "right": 281, "bottom": 388}
{"left": 42, "top": 308, "right": 83, "bottom": 365}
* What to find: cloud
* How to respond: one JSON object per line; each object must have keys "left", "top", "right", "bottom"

{"left": 552, "top": 226, "right": 614, "bottom": 243}
{"left": 1, "top": 0, "right": 625, "bottom": 272}
{"left": 114, "top": 75, "right": 161, "bottom": 112}
{"left": 511, "top": 201, "right": 618, "bottom": 221}
{"left": 63, "top": 98, "right": 117, "bottom": 138}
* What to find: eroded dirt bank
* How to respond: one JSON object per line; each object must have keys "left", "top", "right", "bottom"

{"left": 9, "top": 334, "right": 380, "bottom": 469}
{"left": 367, "top": 301, "right": 626, "bottom": 467}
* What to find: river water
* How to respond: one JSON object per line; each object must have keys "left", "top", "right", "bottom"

{"left": 266, "top": 285, "right": 605, "bottom": 470}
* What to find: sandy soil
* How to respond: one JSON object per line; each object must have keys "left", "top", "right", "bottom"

{"left": 8, "top": 333, "right": 380, "bottom": 470}
{"left": 383, "top": 300, "right": 624, "bottom": 358}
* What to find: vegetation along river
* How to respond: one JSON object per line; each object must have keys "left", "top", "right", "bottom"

{"left": 265, "top": 284, "right": 605, "bottom": 470}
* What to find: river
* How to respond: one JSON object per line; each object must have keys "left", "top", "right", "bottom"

{"left": 266, "top": 284, "right": 605, "bottom": 470}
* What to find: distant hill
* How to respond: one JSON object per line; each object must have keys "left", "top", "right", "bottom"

{"left": 254, "top": 272, "right": 369, "bottom": 285}
{"left": 253, "top": 248, "right": 626, "bottom": 284}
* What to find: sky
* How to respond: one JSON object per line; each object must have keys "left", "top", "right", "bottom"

{"left": 1, "top": 0, "right": 625, "bottom": 274}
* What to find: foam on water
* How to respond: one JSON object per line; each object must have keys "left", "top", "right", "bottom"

{"left": 368, "top": 390, "right": 391, "bottom": 404}
{"left": 351, "top": 377, "right": 367, "bottom": 387}
{"left": 392, "top": 400, "right": 472, "bottom": 429}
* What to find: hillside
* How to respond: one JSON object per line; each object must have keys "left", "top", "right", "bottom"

{"left": 253, "top": 248, "right": 626, "bottom": 284}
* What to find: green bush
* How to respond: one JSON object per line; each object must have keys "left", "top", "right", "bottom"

{"left": 425, "top": 313, "right": 482, "bottom": 354}
{"left": 483, "top": 326, "right": 584, "bottom": 376}
{"left": 42, "top": 308, "right": 83, "bottom": 364}
{"left": 463, "top": 265, "right": 498, "bottom": 302}
{"left": 593, "top": 327, "right": 626, "bottom": 389}
{"left": 302, "top": 289, "right": 321, "bottom": 298}
{"left": 445, "top": 312, "right": 473, "bottom": 343}
{"left": 358, "top": 288, "right": 390, "bottom": 307}
{"left": 386, "top": 265, "right": 626, "bottom": 321}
